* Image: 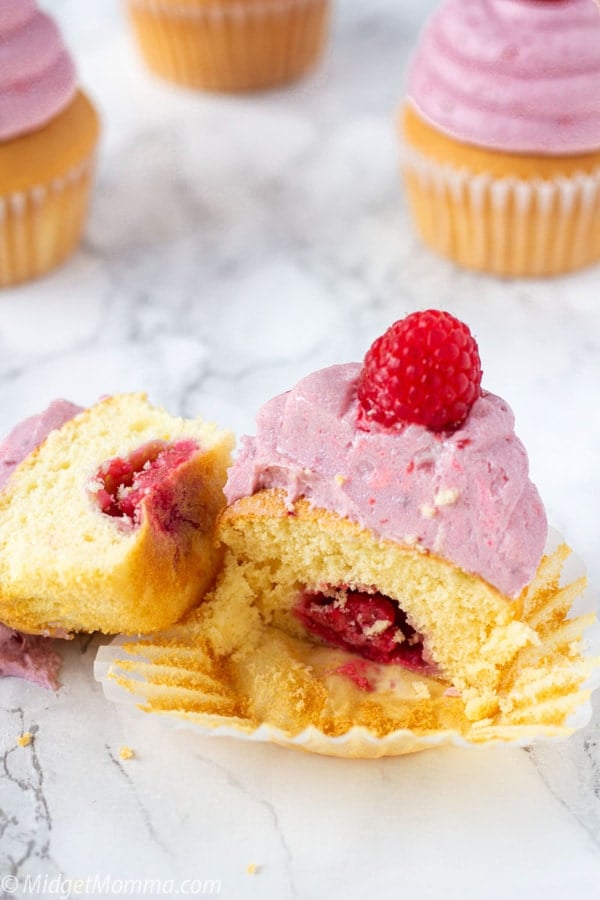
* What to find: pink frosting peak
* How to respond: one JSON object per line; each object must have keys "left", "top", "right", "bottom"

{"left": 406, "top": 0, "right": 600, "bottom": 154}
{"left": 0, "top": 0, "right": 76, "bottom": 141}
{"left": 225, "top": 364, "right": 548, "bottom": 598}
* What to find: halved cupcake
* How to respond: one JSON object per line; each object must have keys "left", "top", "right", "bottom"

{"left": 0, "top": 393, "right": 233, "bottom": 638}
{"left": 96, "top": 313, "right": 598, "bottom": 755}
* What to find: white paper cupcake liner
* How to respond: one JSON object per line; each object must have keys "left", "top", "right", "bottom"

{"left": 95, "top": 528, "right": 600, "bottom": 758}
{"left": 401, "top": 144, "right": 600, "bottom": 276}
{"left": 0, "top": 155, "right": 96, "bottom": 288}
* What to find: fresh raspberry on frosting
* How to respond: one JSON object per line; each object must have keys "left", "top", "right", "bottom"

{"left": 357, "top": 310, "right": 482, "bottom": 432}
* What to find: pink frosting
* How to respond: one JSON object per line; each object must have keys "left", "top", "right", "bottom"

{"left": 225, "top": 364, "right": 548, "bottom": 598}
{"left": 0, "top": 0, "right": 76, "bottom": 141}
{"left": 0, "top": 623, "right": 61, "bottom": 690}
{"left": 0, "top": 398, "right": 82, "bottom": 689}
{"left": 406, "top": 0, "right": 600, "bottom": 154}
{"left": 0, "top": 399, "right": 83, "bottom": 490}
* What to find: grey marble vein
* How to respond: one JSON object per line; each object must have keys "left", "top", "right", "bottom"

{"left": 0, "top": 709, "right": 58, "bottom": 880}
{"left": 105, "top": 744, "right": 173, "bottom": 858}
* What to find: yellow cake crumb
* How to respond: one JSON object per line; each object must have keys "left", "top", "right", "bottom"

{"left": 17, "top": 732, "right": 32, "bottom": 747}
{"left": 119, "top": 746, "right": 135, "bottom": 760}
{"left": 246, "top": 864, "right": 260, "bottom": 875}
{"left": 411, "top": 681, "right": 431, "bottom": 700}
{"left": 434, "top": 488, "right": 459, "bottom": 507}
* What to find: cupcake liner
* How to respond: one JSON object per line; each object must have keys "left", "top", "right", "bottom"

{"left": 95, "top": 528, "right": 600, "bottom": 758}
{"left": 126, "top": 0, "right": 330, "bottom": 91}
{"left": 401, "top": 145, "right": 600, "bottom": 276}
{"left": 0, "top": 155, "right": 96, "bottom": 288}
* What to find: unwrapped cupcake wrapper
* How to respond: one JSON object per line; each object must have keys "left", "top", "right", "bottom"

{"left": 95, "top": 528, "right": 600, "bottom": 758}
{"left": 127, "top": 0, "right": 330, "bottom": 91}
{"left": 0, "top": 155, "right": 96, "bottom": 288}
{"left": 401, "top": 145, "right": 600, "bottom": 277}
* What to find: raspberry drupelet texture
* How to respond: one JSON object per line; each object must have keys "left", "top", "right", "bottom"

{"left": 357, "top": 310, "right": 482, "bottom": 432}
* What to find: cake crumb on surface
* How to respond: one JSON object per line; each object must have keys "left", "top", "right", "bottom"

{"left": 119, "top": 745, "right": 135, "bottom": 760}
{"left": 17, "top": 732, "right": 33, "bottom": 747}
{"left": 246, "top": 864, "right": 260, "bottom": 875}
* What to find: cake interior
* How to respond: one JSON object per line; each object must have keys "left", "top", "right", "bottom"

{"left": 99, "top": 494, "right": 595, "bottom": 753}
{"left": 200, "top": 490, "right": 546, "bottom": 723}
{"left": 0, "top": 394, "right": 234, "bottom": 635}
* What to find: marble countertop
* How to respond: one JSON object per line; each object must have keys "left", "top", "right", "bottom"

{"left": 2, "top": 1, "right": 600, "bottom": 897}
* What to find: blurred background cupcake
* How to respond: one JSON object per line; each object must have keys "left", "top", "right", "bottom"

{"left": 400, "top": 0, "right": 600, "bottom": 278}
{"left": 0, "top": 1, "right": 100, "bottom": 288}
{"left": 125, "top": 0, "right": 331, "bottom": 92}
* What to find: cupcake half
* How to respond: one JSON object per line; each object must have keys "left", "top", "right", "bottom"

{"left": 96, "top": 313, "right": 599, "bottom": 756}
{"left": 0, "top": 1, "right": 100, "bottom": 287}
{"left": 400, "top": 0, "right": 600, "bottom": 277}
{"left": 0, "top": 394, "right": 234, "bottom": 638}
{"left": 126, "top": 0, "right": 330, "bottom": 92}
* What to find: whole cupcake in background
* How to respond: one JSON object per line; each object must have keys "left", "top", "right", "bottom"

{"left": 0, "top": 1, "right": 100, "bottom": 288}
{"left": 125, "top": 0, "right": 330, "bottom": 92}
{"left": 400, "top": 0, "right": 600, "bottom": 277}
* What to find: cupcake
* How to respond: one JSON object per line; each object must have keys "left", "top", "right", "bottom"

{"left": 0, "top": 394, "right": 234, "bottom": 637}
{"left": 96, "top": 313, "right": 598, "bottom": 756}
{"left": 125, "top": 0, "right": 330, "bottom": 91}
{"left": 400, "top": 0, "right": 600, "bottom": 277}
{"left": 0, "top": 1, "right": 100, "bottom": 288}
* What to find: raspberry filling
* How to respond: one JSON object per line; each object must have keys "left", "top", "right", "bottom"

{"left": 90, "top": 439, "right": 199, "bottom": 530}
{"left": 294, "top": 587, "right": 432, "bottom": 673}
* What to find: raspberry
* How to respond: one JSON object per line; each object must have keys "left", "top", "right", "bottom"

{"left": 357, "top": 310, "right": 482, "bottom": 432}
{"left": 91, "top": 439, "right": 198, "bottom": 529}
{"left": 294, "top": 587, "right": 429, "bottom": 671}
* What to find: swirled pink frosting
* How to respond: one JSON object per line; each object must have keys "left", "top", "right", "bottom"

{"left": 406, "top": 0, "right": 600, "bottom": 154}
{"left": 225, "top": 364, "right": 548, "bottom": 598}
{"left": 0, "top": 0, "right": 76, "bottom": 141}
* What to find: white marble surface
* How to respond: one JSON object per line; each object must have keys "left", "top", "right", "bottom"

{"left": 2, "top": 1, "right": 600, "bottom": 897}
